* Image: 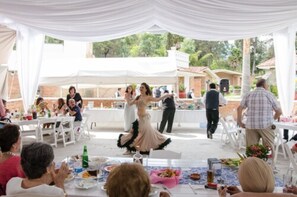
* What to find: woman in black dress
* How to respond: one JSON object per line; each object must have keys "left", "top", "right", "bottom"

{"left": 66, "top": 86, "right": 83, "bottom": 109}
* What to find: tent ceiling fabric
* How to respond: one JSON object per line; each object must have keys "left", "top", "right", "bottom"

{"left": 0, "top": 0, "right": 297, "bottom": 41}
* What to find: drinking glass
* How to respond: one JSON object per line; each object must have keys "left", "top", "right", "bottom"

{"left": 283, "top": 168, "right": 293, "bottom": 187}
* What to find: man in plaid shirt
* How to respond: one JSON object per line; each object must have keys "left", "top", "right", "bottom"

{"left": 237, "top": 79, "right": 282, "bottom": 155}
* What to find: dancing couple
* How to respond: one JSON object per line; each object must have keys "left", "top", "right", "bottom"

{"left": 118, "top": 82, "right": 172, "bottom": 154}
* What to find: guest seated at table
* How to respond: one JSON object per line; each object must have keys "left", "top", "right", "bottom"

{"left": 35, "top": 97, "right": 49, "bottom": 116}
{"left": 0, "top": 124, "right": 25, "bottom": 195}
{"left": 6, "top": 142, "right": 68, "bottom": 197}
{"left": 68, "top": 99, "right": 82, "bottom": 122}
{"left": 53, "top": 98, "right": 67, "bottom": 116}
{"left": 218, "top": 157, "right": 274, "bottom": 197}
{"left": 0, "top": 98, "right": 7, "bottom": 121}
{"left": 106, "top": 163, "right": 169, "bottom": 197}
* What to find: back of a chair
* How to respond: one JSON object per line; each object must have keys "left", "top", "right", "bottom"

{"left": 149, "top": 148, "right": 181, "bottom": 159}
{"left": 284, "top": 143, "right": 297, "bottom": 173}
{"left": 60, "top": 116, "right": 74, "bottom": 132}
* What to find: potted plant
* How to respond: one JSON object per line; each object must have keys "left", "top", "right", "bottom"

{"left": 178, "top": 83, "right": 186, "bottom": 98}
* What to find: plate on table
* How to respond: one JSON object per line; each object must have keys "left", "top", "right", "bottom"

{"left": 104, "top": 165, "right": 119, "bottom": 172}
{"left": 77, "top": 171, "right": 97, "bottom": 179}
{"left": 65, "top": 173, "right": 75, "bottom": 182}
{"left": 220, "top": 158, "right": 241, "bottom": 167}
{"left": 75, "top": 178, "right": 97, "bottom": 190}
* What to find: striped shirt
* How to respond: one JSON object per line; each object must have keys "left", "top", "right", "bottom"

{"left": 240, "top": 87, "right": 280, "bottom": 129}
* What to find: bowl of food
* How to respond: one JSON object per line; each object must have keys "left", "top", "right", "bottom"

{"left": 190, "top": 173, "right": 200, "bottom": 180}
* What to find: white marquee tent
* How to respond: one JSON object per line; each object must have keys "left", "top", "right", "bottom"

{"left": 39, "top": 57, "right": 177, "bottom": 86}
{"left": 0, "top": 0, "right": 296, "bottom": 113}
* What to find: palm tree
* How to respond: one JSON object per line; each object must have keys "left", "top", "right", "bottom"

{"left": 241, "top": 38, "right": 251, "bottom": 97}
{"left": 190, "top": 50, "right": 213, "bottom": 66}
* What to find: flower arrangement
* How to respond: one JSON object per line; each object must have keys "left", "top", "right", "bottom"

{"left": 246, "top": 144, "right": 271, "bottom": 160}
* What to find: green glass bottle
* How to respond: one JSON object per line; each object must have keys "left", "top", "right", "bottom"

{"left": 82, "top": 145, "right": 89, "bottom": 168}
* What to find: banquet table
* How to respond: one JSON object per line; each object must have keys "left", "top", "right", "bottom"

{"left": 64, "top": 157, "right": 284, "bottom": 197}
{"left": 84, "top": 108, "right": 207, "bottom": 129}
{"left": 274, "top": 121, "right": 297, "bottom": 131}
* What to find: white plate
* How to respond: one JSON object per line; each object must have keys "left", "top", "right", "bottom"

{"left": 100, "top": 183, "right": 158, "bottom": 196}
{"left": 65, "top": 173, "right": 74, "bottom": 182}
{"left": 75, "top": 179, "right": 97, "bottom": 190}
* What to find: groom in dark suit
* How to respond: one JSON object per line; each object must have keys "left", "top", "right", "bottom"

{"left": 159, "top": 90, "right": 176, "bottom": 133}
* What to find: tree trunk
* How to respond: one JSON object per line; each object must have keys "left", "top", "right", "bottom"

{"left": 241, "top": 38, "right": 251, "bottom": 97}
{"left": 86, "top": 42, "right": 93, "bottom": 58}
{"left": 252, "top": 37, "right": 257, "bottom": 75}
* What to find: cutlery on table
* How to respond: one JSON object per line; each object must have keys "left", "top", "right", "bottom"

{"left": 188, "top": 183, "right": 197, "bottom": 195}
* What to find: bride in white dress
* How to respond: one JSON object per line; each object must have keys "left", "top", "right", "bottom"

{"left": 123, "top": 85, "right": 136, "bottom": 132}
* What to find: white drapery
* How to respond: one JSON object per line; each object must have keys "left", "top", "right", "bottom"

{"left": 273, "top": 27, "right": 296, "bottom": 116}
{"left": 16, "top": 26, "right": 44, "bottom": 111}
{"left": 0, "top": 0, "right": 297, "bottom": 41}
{"left": 0, "top": 0, "right": 297, "bottom": 112}
{"left": 0, "top": 25, "right": 15, "bottom": 64}
{"left": 0, "top": 66, "right": 8, "bottom": 100}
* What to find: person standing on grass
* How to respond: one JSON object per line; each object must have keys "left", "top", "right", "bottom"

{"left": 203, "top": 83, "right": 227, "bottom": 139}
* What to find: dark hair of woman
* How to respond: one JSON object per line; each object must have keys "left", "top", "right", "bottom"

{"left": 0, "top": 124, "right": 20, "bottom": 152}
{"left": 21, "top": 142, "right": 54, "bottom": 179}
{"left": 141, "top": 82, "right": 152, "bottom": 96}
{"left": 68, "top": 86, "right": 76, "bottom": 93}
{"left": 57, "top": 98, "right": 65, "bottom": 110}
{"left": 125, "top": 85, "right": 134, "bottom": 95}
{"left": 36, "top": 97, "right": 44, "bottom": 106}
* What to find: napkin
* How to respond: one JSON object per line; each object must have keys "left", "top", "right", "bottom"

{"left": 150, "top": 169, "right": 181, "bottom": 188}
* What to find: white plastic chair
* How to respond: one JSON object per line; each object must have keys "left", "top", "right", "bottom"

{"left": 284, "top": 143, "right": 297, "bottom": 174}
{"left": 149, "top": 148, "right": 182, "bottom": 159}
{"left": 56, "top": 116, "right": 76, "bottom": 147}
{"left": 75, "top": 114, "right": 90, "bottom": 141}
{"left": 38, "top": 117, "right": 58, "bottom": 147}
{"left": 220, "top": 116, "right": 241, "bottom": 149}
{"left": 274, "top": 128, "right": 287, "bottom": 164}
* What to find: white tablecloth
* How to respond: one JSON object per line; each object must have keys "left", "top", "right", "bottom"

{"left": 84, "top": 108, "right": 207, "bottom": 129}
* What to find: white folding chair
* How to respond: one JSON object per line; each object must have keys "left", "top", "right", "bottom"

{"left": 284, "top": 143, "right": 297, "bottom": 174}
{"left": 219, "top": 116, "right": 240, "bottom": 149}
{"left": 56, "top": 116, "right": 76, "bottom": 147}
{"left": 37, "top": 117, "right": 58, "bottom": 147}
{"left": 274, "top": 128, "right": 287, "bottom": 164}
{"left": 149, "top": 148, "right": 182, "bottom": 159}
{"left": 75, "top": 114, "right": 90, "bottom": 141}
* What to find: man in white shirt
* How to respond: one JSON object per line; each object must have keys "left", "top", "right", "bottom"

{"left": 202, "top": 83, "right": 227, "bottom": 139}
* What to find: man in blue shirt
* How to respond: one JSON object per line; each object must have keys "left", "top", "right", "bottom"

{"left": 68, "top": 99, "right": 82, "bottom": 121}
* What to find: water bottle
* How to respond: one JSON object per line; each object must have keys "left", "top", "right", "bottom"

{"left": 82, "top": 145, "right": 89, "bottom": 168}
{"left": 133, "top": 148, "right": 143, "bottom": 164}
{"left": 48, "top": 110, "right": 51, "bottom": 118}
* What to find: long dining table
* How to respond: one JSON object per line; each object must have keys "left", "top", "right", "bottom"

{"left": 84, "top": 108, "right": 207, "bottom": 129}
{"left": 64, "top": 157, "right": 284, "bottom": 197}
